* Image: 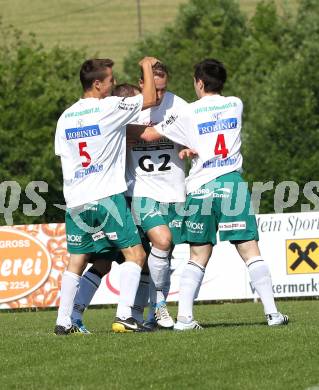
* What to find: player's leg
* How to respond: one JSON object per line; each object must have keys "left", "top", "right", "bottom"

{"left": 112, "top": 243, "right": 148, "bottom": 332}
{"left": 174, "top": 243, "right": 212, "bottom": 331}
{"left": 217, "top": 172, "right": 288, "bottom": 326}
{"left": 161, "top": 201, "right": 186, "bottom": 304}
{"left": 67, "top": 194, "right": 147, "bottom": 333}
{"left": 146, "top": 202, "right": 184, "bottom": 324}
{"left": 55, "top": 209, "right": 93, "bottom": 335}
{"left": 145, "top": 246, "right": 173, "bottom": 327}
{"left": 55, "top": 253, "right": 91, "bottom": 335}
{"left": 131, "top": 196, "right": 174, "bottom": 328}
{"left": 71, "top": 254, "right": 114, "bottom": 333}
{"left": 235, "top": 240, "right": 289, "bottom": 326}
{"left": 174, "top": 191, "right": 217, "bottom": 331}
{"left": 146, "top": 224, "right": 175, "bottom": 328}
{"left": 131, "top": 234, "right": 151, "bottom": 323}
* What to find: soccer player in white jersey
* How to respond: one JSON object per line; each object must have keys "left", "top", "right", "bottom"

{"left": 126, "top": 62, "right": 189, "bottom": 328}
{"left": 71, "top": 66, "right": 190, "bottom": 331}
{"left": 54, "top": 57, "right": 157, "bottom": 335}
{"left": 130, "top": 58, "right": 289, "bottom": 330}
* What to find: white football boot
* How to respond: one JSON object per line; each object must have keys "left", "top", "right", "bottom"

{"left": 154, "top": 301, "right": 174, "bottom": 329}
{"left": 174, "top": 319, "right": 203, "bottom": 331}
{"left": 266, "top": 312, "right": 289, "bottom": 326}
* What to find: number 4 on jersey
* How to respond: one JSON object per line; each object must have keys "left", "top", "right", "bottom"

{"left": 214, "top": 134, "right": 229, "bottom": 158}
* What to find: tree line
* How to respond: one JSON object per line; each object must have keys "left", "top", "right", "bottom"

{"left": 0, "top": 0, "right": 318, "bottom": 225}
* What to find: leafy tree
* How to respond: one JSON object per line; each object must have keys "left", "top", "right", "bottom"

{"left": 123, "top": 0, "right": 319, "bottom": 213}
{"left": 243, "top": 0, "right": 319, "bottom": 212}
{"left": 1, "top": 0, "right": 318, "bottom": 224}
{"left": 123, "top": 0, "right": 247, "bottom": 101}
{"left": 0, "top": 22, "right": 84, "bottom": 225}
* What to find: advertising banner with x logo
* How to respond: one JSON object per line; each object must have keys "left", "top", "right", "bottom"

{"left": 286, "top": 239, "right": 319, "bottom": 275}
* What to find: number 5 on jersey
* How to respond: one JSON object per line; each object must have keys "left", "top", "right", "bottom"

{"left": 79, "top": 142, "right": 91, "bottom": 167}
{"left": 214, "top": 134, "right": 229, "bottom": 158}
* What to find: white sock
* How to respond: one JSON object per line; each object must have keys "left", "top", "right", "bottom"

{"left": 71, "top": 269, "right": 102, "bottom": 322}
{"left": 148, "top": 247, "right": 170, "bottom": 306}
{"left": 246, "top": 256, "right": 277, "bottom": 315}
{"left": 132, "top": 273, "right": 150, "bottom": 323}
{"left": 56, "top": 271, "right": 81, "bottom": 328}
{"left": 177, "top": 260, "right": 205, "bottom": 323}
{"left": 116, "top": 261, "right": 142, "bottom": 320}
{"left": 147, "top": 269, "right": 171, "bottom": 321}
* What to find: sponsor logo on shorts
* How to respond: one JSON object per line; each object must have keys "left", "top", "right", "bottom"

{"left": 169, "top": 220, "right": 182, "bottom": 228}
{"left": 92, "top": 231, "right": 118, "bottom": 241}
{"left": 186, "top": 221, "right": 204, "bottom": 231}
{"left": 142, "top": 209, "right": 162, "bottom": 221}
{"left": 65, "top": 125, "right": 101, "bottom": 140}
{"left": 67, "top": 234, "right": 82, "bottom": 243}
{"left": 197, "top": 118, "right": 237, "bottom": 135}
{"left": 92, "top": 231, "right": 106, "bottom": 241}
{"left": 106, "top": 232, "right": 118, "bottom": 240}
{"left": 191, "top": 188, "right": 231, "bottom": 199}
{"left": 218, "top": 221, "right": 246, "bottom": 231}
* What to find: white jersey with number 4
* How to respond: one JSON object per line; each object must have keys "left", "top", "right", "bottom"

{"left": 55, "top": 94, "right": 143, "bottom": 208}
{"left": 126, "top": 91, "right": 188, "bottom": 203}
{"left": 154, "top": 94, "right": 243, "bottom": 194}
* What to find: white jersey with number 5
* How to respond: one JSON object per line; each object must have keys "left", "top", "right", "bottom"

{"left": 154, "top": 94, "right": 243, "bottom": 194}
{"left": 126, "top": 91, "right": 188, "bottom": 202}
{"left": 55, "top": 94, "right": 143, "bottom": 208}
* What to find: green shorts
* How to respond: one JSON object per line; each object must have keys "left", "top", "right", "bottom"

{"left": 130, "top": 197, "right": 184, "bottom": 245}
{"left": 182, "top": 172, "right": 259, "bottom": 245}
{"left": 65, "top": 193, "right": 141, "bottom": 254}
{"left": 89, "top": 249, "right": 123, "bottom": 263}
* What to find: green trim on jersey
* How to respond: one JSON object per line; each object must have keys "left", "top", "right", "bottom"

{"left": 65, "top": 193, "right": 141, "bottom": 254}
{"left": 131, "top": 197, "right": 184, "bottom": 245}
{"left": 182, "top": 172, "right": 259, "bottom": 244}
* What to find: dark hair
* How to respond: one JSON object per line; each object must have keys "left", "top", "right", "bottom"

{"left": 140, "top": 61, "right": 169, "bottom": 80}
{"left": 80, "top": 58, "right": 114, "bottom": 91}
{"left": 194, "top": 59, "right": 227, "bottom": 93}
{"left": 112, "top": 83, "right": 141, "bottom": 98}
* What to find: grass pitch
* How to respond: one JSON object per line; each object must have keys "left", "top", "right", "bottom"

{"left": 1, "top": 300, "right": 319, "bottom": 390}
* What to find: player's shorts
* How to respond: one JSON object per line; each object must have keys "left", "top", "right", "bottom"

{"left": 89, "top": 249, "right": 123, "bottom": 264}
{"left": 65, "top": 193, "right": 141, "bottom": 254}
{"left": 130, "top": 197, "right": 185, "bottom": 245}
{"left": 182, "top": 171, "right": 259, "bottom": 245}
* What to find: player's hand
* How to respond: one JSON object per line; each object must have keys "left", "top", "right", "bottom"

{"left": 139, "top": 56, "right": 161, "bottom": 67}
{"left": 179, "top": 148, "right": 198, "bottom": 160}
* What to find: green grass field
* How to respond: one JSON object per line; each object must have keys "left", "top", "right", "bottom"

{"left": 1, "top": 300, "right": 318, "bottom": 390}
{"left": 0, "top": 0, "right": 299, "bottom": 70}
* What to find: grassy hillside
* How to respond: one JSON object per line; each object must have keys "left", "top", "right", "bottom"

{"left": 0, "top": 0, "right": 188, "bottom": 69}
{"left": 0, "top": 0, "right": 299, "bottom": 70}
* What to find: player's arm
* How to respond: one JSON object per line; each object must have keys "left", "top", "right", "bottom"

{"left": 139, "top": 57, "right": 158, "bottom": 109}
{"left": 126, "top": 124, "right": 162, "bottom": 143}
{"left": 127, "top": 109, "right": 190, "bottom": 146}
